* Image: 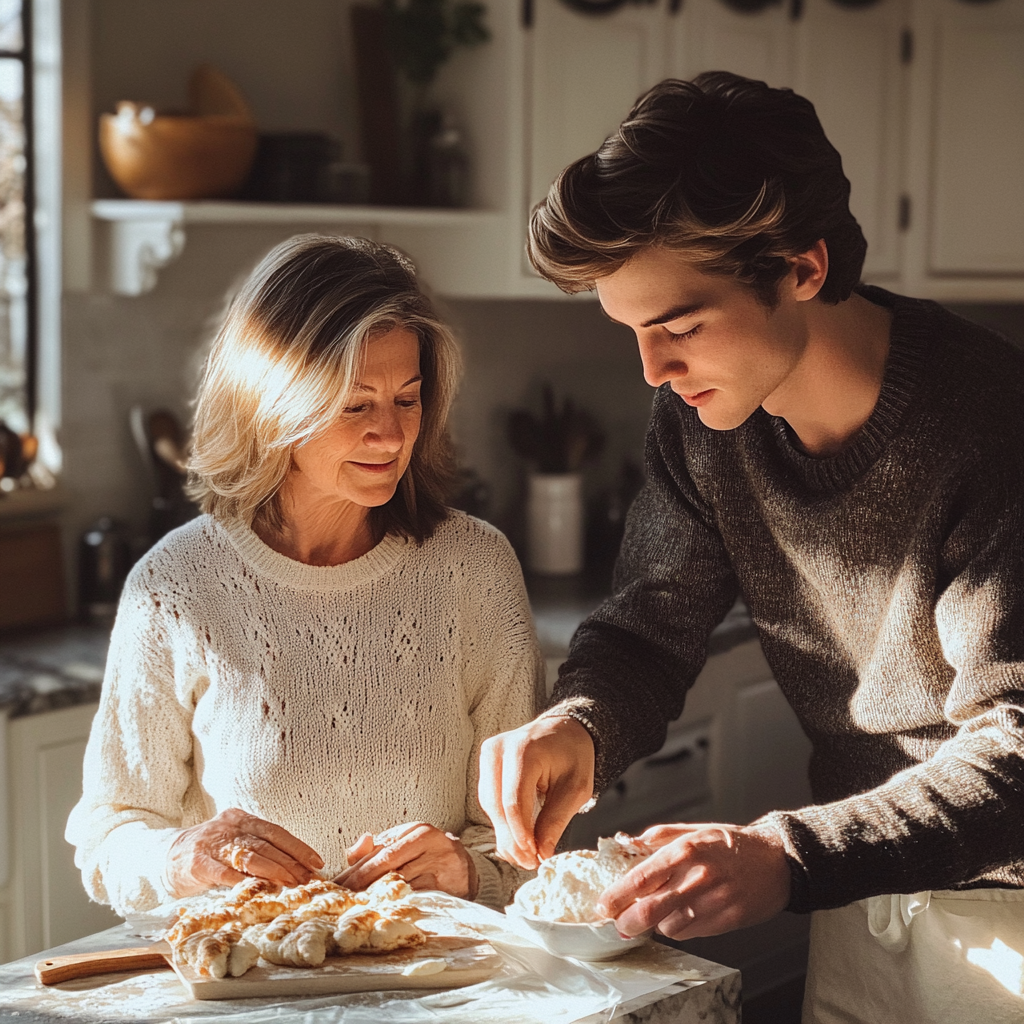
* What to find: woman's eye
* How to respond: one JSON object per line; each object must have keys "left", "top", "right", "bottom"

{"left": 397, "top": 398, "right": 421, "bottom": 408}
{"left": 343, "top": 404, "right": 368, "bottom": 414}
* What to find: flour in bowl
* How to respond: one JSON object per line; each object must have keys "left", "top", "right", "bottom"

{"left": 517, "top": 834, "right": 652, "bottom": 923}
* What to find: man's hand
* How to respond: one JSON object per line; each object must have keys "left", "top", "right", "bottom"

{"left": 166, "top": 807, "right": 325, "bottom": 898}
{"left": 334, "top": 823, "right": 477, "bottom": 899}
{"left": 478, "top": 715, "right": 595, "bottom": 869}
{"left": 596, "top": 822, "right": 791, "bottom": 940}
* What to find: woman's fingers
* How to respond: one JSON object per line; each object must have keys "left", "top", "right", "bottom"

{"left": 337, "top": 823, "right": 472, "bottom": 897}
{"left": 221, "top": 835, "right": 316, "bottom": 886}
{"left": 340, "top": 825, "right": 431, "bottom": 889}
{"left": 237, "top": 813, "right": 324, "bottom": 871}
{"left": 192, "top": 851, "right": 247, "bottom": 890}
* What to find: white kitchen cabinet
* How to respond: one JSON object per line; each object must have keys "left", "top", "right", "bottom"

{"left": 561, "top": 634, "right": 813, "bottom": 998}
{"left": 565, "top": 635, "right": 812, "bottom": 839}
{"left": 526, "top": 2, "right": 671, "bottom": 212}
{"left": 75, "top": 0, "right": 1024, "bottom": 300}
{"left": 790, "top": 0, "right": 908, "bottom": 281}
{"left": 903, "top": 0, "right": 1024, "bottom": 296}
{"left": 2, "top": 704, "right": 120, "bottom": 962}
{"left": 671, "top": 0, "right": 792, "bottom": 88}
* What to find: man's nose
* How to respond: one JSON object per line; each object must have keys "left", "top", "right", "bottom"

{"left": 637, "top": 333, "right": 686, "bottom": 389}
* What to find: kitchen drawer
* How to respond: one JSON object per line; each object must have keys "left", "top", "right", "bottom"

{"left": 566, "top": 722, "right": 712, "bottom": 847}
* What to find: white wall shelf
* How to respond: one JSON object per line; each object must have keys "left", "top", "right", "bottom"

{"left": 90, "top": 199, "right": 503, "bottom": 296}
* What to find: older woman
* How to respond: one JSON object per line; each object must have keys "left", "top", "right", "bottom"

{"left": 67, "top": 235, "right": 543, "bottom": 914}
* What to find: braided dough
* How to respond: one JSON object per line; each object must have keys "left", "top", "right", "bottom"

{"left": 164, "top": 872, "right": 426, "bottom": 975}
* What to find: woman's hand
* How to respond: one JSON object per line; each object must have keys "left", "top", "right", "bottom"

{"left": 335, "top": 822, "right": 478, "bottom": 899}
{"left": 166, "top": 807, "right": 325, "bottom": 898}
{"left": 595, "top": 822, "right": 792, "bottom": 941}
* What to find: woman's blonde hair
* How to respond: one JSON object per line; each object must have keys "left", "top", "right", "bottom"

{"left": 188, "top": 234, "right": 461, "bottom": 543}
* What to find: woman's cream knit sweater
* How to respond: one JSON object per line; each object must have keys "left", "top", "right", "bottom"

{"left": 66, "top": 511, "right": 544, "bottom": 915}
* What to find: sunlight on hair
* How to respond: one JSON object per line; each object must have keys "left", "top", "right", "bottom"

{"left": 963, "top": 937, "right": 1024, "bottom": 994}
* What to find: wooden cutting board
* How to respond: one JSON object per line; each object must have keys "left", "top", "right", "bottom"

{"left": 37, "top": 935, "right": 502, "bottom": 1001}
{"left": 173, "top": 935, "right": 503, "bottom": 1000}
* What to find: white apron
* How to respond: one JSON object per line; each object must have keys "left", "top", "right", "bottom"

{"left": 803, "top": 888, "right": 1024, "bottom": 1023}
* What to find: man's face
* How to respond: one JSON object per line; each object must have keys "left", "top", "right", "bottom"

{"left": 596, "top": 247, "right": 808, "bottom": 432}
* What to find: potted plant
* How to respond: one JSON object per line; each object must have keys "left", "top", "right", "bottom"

{"left": 508, "top": 386, "right": 604, "bottom": 575}
{"left": 385, "top": 0, "right": 490, "bottom": 205}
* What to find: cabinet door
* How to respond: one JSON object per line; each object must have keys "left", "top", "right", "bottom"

{"left": 791, "top": 0, "right": 907, "bottom": 280}
{"left": 527, "top": 0, "right": 671, "bottom": 212}
{"left": 7, "top": 704, "right": 121, "bottom": 959}
{"left": 923, "top": 0, "right": 1024, "bottom": 274}
{"left": 670, "top": 0, "right": 793, "bottom": 88}
{"left": 735, "top": 678, "right": 812, "bottom": 824}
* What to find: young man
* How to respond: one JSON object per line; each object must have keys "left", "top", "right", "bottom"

{"left": 479, "top": 73, "right": 1024, "bottom": 1022}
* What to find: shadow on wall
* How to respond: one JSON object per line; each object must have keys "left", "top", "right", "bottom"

{"left": 442, "top": 296, "right": 654, "bottom": 543}
{"left": 946, "top": 303, "right": 1024, "bottom": 350}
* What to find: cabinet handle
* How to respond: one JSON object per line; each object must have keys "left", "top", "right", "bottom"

{"left": 644, "top": 747, "right": 695, "bottom": 768}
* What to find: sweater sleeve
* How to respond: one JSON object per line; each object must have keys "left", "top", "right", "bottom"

{"left": 458, "top": 524, "right": 546, "bottom": 908}
{"left": 760, "top": 463, "right": 1024, "bottom": 912}
{"left": 65, "top": 560, "right": 199, "bottom": 916}
{"left": 544, "top": 390, "right": 739, "bottom": 792}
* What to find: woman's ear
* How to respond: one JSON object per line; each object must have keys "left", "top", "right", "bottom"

{"left": 789, "top": 238, "right": 829, "bottom": 302}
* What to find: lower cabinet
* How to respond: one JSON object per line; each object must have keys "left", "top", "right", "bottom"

{"left": 1, "top": 703, "right": 121, "bottom": 962}
{"left": 561, "top": 636, "right": 814, "bottom": 999}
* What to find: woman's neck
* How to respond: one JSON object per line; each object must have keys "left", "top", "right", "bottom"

{"left": 254, "top": 481, "right": 377, "bottom": 567}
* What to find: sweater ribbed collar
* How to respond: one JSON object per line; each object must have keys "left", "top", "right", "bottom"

{"left": 758, "top": 286, "right": 930, "bottom": 493}
{"left": 218, "top": 516, "right": 408, "bottom": 592}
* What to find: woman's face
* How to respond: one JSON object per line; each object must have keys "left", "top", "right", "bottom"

{"left": 290, "top": 327, "right": 423, "bottom": 511}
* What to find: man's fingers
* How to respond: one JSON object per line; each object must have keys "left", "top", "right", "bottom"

{"left": 501, "top": 754, "right": 541, "bottom": 869}
{"left": 613, "top": 887, "right": 689, "bottom": 937}
{"left": 533, "top": 779, "right": 591, "bottom": 862}
{"left": 597, "top": 852, "right": 677, "bottom": 918}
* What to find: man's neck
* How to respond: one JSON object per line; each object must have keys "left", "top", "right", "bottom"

{"left": 762, "top": 292, "right": 893, "bottom": 457}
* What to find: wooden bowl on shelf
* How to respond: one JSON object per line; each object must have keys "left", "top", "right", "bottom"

{"left": 99, "top": 102, "right": 258, "bottom": 201}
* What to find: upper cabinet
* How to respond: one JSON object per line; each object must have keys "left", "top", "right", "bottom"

{"left": 904, "top": 0, "right": 1024, "bottom": 297}
{"left": 75, "top": 0, "right": 1024, "bottom": 301}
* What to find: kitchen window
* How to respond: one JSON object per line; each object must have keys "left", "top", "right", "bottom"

{"left": 0, "top": 0, "right": 35, "bottom": 437}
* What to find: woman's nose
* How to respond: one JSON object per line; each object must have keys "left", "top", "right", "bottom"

{"left": 638, "top": 333, "right": 686, "bottom": 389}
{"left": 364, "top": 407, "right": 404, "bottom": 450}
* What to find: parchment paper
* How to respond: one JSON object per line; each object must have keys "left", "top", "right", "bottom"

{"left": 0, "top": 893, "right": 717, "bottom": 1024}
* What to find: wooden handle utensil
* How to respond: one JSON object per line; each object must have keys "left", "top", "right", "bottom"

{"left": 35, "top": 942, "right": 172, "bottom": 985}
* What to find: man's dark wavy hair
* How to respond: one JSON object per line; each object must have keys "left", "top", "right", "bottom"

{"left": 528, "top": 71, "right": 867, "bottom": 307}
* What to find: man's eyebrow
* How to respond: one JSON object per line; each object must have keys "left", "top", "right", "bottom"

{"left": 598, "top": 302, "right": 708, "bottom": 329}
{"left": 640, "top": 302, "right": 708, "bottom": 329}
{"left": 352, "top": 374, "right": 423, "bottom": 393}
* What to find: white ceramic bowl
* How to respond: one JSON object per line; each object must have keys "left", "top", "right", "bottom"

{"left": 505, "top": 890, "right": 652, "bottom": 961}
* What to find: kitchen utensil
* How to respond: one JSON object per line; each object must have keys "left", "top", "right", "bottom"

{"left": 78, "top": 516, "right": 133, "bottom": 624}
{"left": 35, "top": 942, "right": 172, "bottom": 985}
{"left": 505, "top": 892, "right": 652, "bottom": 961}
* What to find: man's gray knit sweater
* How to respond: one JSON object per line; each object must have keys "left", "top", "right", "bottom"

{"left": 547, "top": 287, "right": 1024, "bottom": 914}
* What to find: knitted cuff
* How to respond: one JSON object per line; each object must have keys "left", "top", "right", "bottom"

{"left": 466, "top": 848, "right": 506, "bottom": 909}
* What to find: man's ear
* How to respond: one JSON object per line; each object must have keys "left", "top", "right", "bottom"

{"left": 789, "top": 238, "right": 828, "bottom": 302}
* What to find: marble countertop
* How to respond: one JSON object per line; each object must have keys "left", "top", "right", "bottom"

{"left": 0, "top": 922, "right": 740, "bottom": 1024}
{"left": 527, "top": 569, "right": 757, "bottom": 660}
{"left": 0, "top": 624, "right": 109, "bottom": 718}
